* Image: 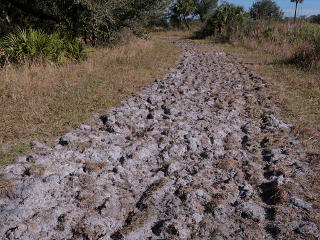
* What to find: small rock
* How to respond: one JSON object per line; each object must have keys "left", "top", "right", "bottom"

{"left": 167, "top": 162, "right": 182, "bottom": 175}
{"left": 290, "top": 197, "right": 311, "bottom": 210}
{"left": 195, "top": 189, "right": 204, "bottom": 198}
{"left": 77, "top": 125, "right": 92, "bottom": 131}
{"left": 239, "top": 201, "right": 265, "bottom": 222}
{"left": 296, "top": 222, "right": 319, "bottom": 236}
{"left": 193, "top": 213, "right": 203, "bottom": 224}
{"left": 239, "top": 184, "right": 254, "bottom": 199}
{"left": 59, "top": 133, "right": 78, "bottom": 146}
{"left": 30, "top": 141, "right": 49, "bottom": 150}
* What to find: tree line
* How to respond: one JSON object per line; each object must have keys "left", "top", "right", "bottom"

{"left": 0, "top": 0, "right": 220, "bottom": 43}
{"left": 1, "top": 0, "right": 318, "bottom": 42}
{"left": 0, "top": 0, "right": 173, "bottom": 44}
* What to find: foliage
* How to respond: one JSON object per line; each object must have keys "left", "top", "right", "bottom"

{"left": 238, "top": 21, "right": 320, "bottom": 45}
{"left": 170, "top": 0, "right": 195, "bottom": 30}
{"left": 196, "top": 0, "right": 320, "bottom": 70}
{"left": 199, "top": 2, "right": 245, "bottom": 40}
{"left": 193, "top": 0, "right": 218, "bottom": 22}
{"left": 170, "top": 0, "right": 217, "bottom": 29}
{"left": 202, "top": 14, "right": 320, "bottom": 70}
{"left": 290, "top": 0, "right": 304, "bottom": 4}
{"left": 0, "top": 28, "right": 87, "bottom": 65}
{"left": 288, "top": 37, "right": 320, "bottom": 70}
{"left": 309, "top": 14, "right": 320, "bottom": 24}
{"left": 249, "top": 0, "right": 283, "bottom": 20}
{"left": 0, "top": 0, "right": 173, "bottom": 44}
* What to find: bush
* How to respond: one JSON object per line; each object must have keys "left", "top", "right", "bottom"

{"left": 198, "top": 2, "right": 245, "bottom": 40}
{"left": 0, "top": 28, "right": 87, "bottom": 66}
{"left": 309, "top": 14, "right": 320, "bottom": 24}
{"left": 288, "top": 39, "right": 320, "bottom": 70}
{"left": 197, "top": 4, "right": 320, "bottom": 70}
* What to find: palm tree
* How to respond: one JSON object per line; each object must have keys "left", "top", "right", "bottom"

{"left": 291, "top": 0, "right": 304, "bottom": 24}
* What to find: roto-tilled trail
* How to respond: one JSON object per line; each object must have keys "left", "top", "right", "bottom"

{"left": 1, "top": 41, "right": 319, "bottom": 240}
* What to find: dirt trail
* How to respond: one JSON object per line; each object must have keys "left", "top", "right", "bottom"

{"left": 0, "top": 41, "right": 319, "bottom": 239}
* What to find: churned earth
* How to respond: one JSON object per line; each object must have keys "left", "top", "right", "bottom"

{"left": 0, "top": 41, "right": 319, "bottom": 240}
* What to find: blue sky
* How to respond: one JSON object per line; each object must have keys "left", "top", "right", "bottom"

{"left": 222, "top": 0, "right": 320, "bottom": 16}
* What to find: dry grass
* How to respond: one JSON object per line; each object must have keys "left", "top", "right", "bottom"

{"left": 238, "top": 39, "right": 295, "bottom": 59}
{"left": 0, "top": 35, "right": 181, "bottom": 167}
{"left": 83, "top": 162, "right": 107, "bottom": 173}
{"left": 152, "top": 30, "right": 193, "bottom": 41}
{"left": 0, "top": 178, "right": 14, "bottom": 198}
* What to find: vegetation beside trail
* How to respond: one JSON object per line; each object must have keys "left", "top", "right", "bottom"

{"left": 0, "top": 28, "right": 86, "bottom": 66}
{"left": 197, "top": 1, "right": 320, "bottom": 70}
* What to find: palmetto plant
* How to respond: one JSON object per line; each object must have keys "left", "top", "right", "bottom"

{"left": 291, "top": 0, "right": 304, "bottom": 24}
{"left": 0, "top": 28, "right": 87, "bottom": 66}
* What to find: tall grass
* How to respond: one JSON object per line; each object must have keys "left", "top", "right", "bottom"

{"left": 236, "top": 21, "right": 320, "bottom": 69}
{"left": 0, "top": 28, "right": 87, "bottom": 66}
{"left": 200, "top": 15, "right": 320, "bottom": 70}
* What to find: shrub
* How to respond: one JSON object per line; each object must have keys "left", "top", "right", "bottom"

{"left": 66, "top": 40, "right": 87, "bottom": 61}
{"left": 199, "top": 2, "right": 246, "bottom": 40}
{"left": 309, "top": 14, "right": 320, "bottom": 24}
{"left": 288, "top": 39, "right": 320, "bottom": 70}
{"left": 197, "top": 5, "right": 320, "bottom": 70}
{"left": 0, "top": 28, "right": 87, "bottom": 66}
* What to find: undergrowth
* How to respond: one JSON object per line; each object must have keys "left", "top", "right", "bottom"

{"left": 196, "top": 4, "right": 320, "bottom": 70}
{"left": 0, "top": 28, "right": 87, "bottom": 66}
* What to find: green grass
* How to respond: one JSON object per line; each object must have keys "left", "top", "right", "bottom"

{"left": 0, "top": 142, "right": 30, "bottom": 167}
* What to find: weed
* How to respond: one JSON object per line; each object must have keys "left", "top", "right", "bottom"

{"left": 287, "top": 40, "right": 320, "bottom": 70}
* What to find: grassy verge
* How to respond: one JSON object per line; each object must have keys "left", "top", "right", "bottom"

{"left": 0, "top": 36, "right": 181, "bottom": 167}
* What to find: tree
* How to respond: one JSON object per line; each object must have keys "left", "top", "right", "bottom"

{"left": 193, "top": 0, "right": 218, "bottom": 22}
{"left": 249, "top": 0, "right": 283, "bottom": 20}
{"left": 291, "top": 0, "right": 304, "bottom": 24}
{"left": 170, "top": 0, "right": 195, "bottom": 30}
{"left": 0, "top": 0, "right": 173, "bottom": 43}
{"left": 309, "top": 14, "right": 320, "bottom": 24}
{"left": 200, "top": 2, "right": 245, "bottom": 39}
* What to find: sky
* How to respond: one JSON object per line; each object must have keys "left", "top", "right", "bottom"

{"left": 222, "top": 0, "right": 320, "bottom": 16}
